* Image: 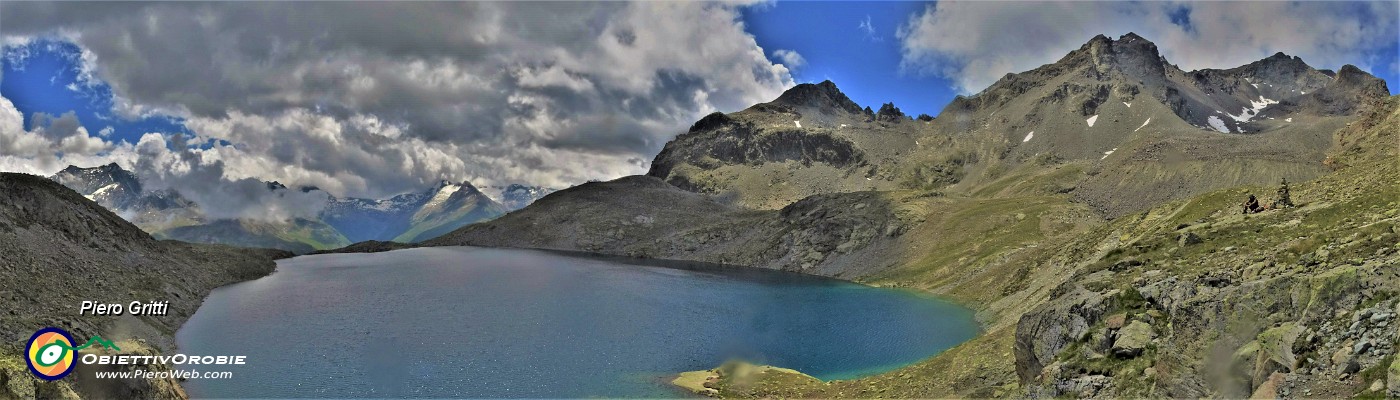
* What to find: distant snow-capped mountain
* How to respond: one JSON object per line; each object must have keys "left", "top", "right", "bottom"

{"left": 480, "top": 184, "right": 558, "bottom": 211}
{"left": 51, "top": 164, "right": 348, "bottom": 253}
{"left": 51, "top": 163, "right": 145, "bottom": 209}
{"left": 52, "top": 164, "right": 509, "bottom": 249}
{"left": 321, "top": 180, "right": 506, "bottom": 243}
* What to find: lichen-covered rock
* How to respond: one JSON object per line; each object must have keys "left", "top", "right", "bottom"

{"left": 1013, "top": 287, "right": 1110, "bottom": 382}
{"left": 1112, "top": 321, "right": 1154, "bottom": 358}
{"left": 1178, "top": 232, "right": 1203, "bottom": 246}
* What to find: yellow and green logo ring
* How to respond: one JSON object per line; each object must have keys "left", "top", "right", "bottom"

{"left": 26, "top": 327, "right": 77, "bottom": 381}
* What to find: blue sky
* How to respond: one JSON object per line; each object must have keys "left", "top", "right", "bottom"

{"left": 2, "top": 41, "right": 193, "bottom": 146}
{"left": 743, "top": 2, "right": 956, "bottom": 116}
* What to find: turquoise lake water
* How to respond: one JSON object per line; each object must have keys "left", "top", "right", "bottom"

{"left": 177, "top": 246, "right": 979, "bottom": 398}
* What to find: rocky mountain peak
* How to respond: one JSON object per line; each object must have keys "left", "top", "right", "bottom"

{"left": 1073, "top": 32, "right": 1167, "bottom": 82}
{"left": 1330, "top": 64, "right": 1390, "bottom": 98}
{"left": 875, "top": 102, "right": 907, "bottom": 122}
{"left": 51, "top": 162, "right": 144, "bottom": 208}
{"left": 771, "top": 79, "right": 864, "bottom": 115}
{"left": 1242, "top": 51, "right": 1313, "bottom": 75}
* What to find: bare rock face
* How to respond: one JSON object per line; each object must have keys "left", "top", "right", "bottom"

{"left": 1274, "top": 64, "right": 1393, "bottom": 116}
{"left": 1013, "top": 286, "right": 1111, "bottom": 383}
{"left": 646, "top": 80, "right": 889, "bottom": 208}
{"left": 1111, "top": 321, "right": 1154, "bottom": 358}
{"left": 770, "top": 80, "right": 864, "bottom": 115}
{"left": 875, "top": 102, "right": 907, "bottom": 122}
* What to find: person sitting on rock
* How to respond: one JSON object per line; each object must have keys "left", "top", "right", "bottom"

{"left": 1272, "top": 178, "right": 1294, "bottom": 209}
{"left": 1243, "top": 194, "right": 1263, "bottom": 214}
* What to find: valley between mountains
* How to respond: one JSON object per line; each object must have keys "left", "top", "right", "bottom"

{"left": 2, "top": 33, "right": 1398, "bottom": 399}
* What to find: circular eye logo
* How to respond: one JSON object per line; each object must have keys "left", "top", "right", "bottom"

{"left": 26, "top": 327, "right": 77, "bottom": 381}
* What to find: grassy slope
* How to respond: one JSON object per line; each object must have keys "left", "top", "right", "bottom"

{"left": 392, "top": 199, "right": 505, "bottom": 243}
{"left": 685, "top": 96, "right": 1398, "bottom": 398}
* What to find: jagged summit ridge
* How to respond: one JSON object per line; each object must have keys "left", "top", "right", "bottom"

{"left": 946, "top": 32, "right": 1386, "bottom": 133}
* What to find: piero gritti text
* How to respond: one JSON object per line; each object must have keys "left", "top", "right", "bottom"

{"left": 79, "top": 300, "right": 170, "bottom": 316}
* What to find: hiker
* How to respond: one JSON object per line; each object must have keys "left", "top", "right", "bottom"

{"left": 1273, "top": 178, "right": 1294, "bottom": 209}
{"left": 1242, "top": 194, "right": 1263, "bottom": 214}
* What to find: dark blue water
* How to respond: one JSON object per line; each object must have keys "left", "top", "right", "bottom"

{"left": 177, "top": 246, "right": 979, "bottom": 398}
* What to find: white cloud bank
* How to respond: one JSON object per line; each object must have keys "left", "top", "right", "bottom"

{"left": 898, "top": 1, "right": 1398, "bottom": 93}
{"left": 0, "top": 2, "right": 796, "bottom": 216}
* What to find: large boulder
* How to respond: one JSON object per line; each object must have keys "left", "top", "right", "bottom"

{"left": 1112, "top": 321, "right": 1154, "bottom": 358}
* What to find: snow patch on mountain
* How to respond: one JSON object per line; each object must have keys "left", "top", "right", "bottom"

{"left": 1135, "top": 118, "right": 1151, "bottom": 132}
{"left": 421, "top": 183, "right": 462, "bottom": 212}
{"left": 480, "top": 184, "right": 558, "bottom": 211}
{"left": 1086, "top": 115, "right": 1098, "bottom": 127}
{"left": 88, "top": 183, "right": 118, "bottom": 201}
{"left": 1101, "top": 148, "right": 1117, "bottom": 160}
{"left": 1022, "top": 131, "right": 1034, "bottom": 142}
{"left": 1207, "top": 116, "right": 1230, "bottom": 133}
{"left": 1228, "top": 96, "right": 1278, "bottom": 123}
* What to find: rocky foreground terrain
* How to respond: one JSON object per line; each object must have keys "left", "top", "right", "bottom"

{"left": 0, "top": 173, "right": 288, "bottom": 399}
{"left": 670, "top": 96, "right": 1398, "bottom": 399}
{"left": 424, "top": 34, "right": 1399, "bottom": 398}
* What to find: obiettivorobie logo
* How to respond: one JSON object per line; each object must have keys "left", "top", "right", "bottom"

{"left": 26, "top": 327, "right": 120, "bottom": 381}
{"left": 25, "top": 326, "right": 247, "bottom": 381}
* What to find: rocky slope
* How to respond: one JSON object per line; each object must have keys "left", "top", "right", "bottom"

{"left": 1014, "top": 95, "right": 1400, "bottom": 398}
{"left": 675, "top": 96, "right": 1399, "bottom": 399}
{"left": 428, "top": 175, "right": 1102, "bottom": 280}
{"left": 647, "top": 80, "right": 927, "bottom": 210}
{"left": 649, "top": 33, "right": 1386, "bottom": 219}
{"left": 0, "top": 173, "right": 288, "bottom": 399}
{"left": 928, "top": 33, "right": 1384, "bottom": 217}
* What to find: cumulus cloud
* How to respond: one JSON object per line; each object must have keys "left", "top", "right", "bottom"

{"left": 772, "top": 49, "right": 806, "bottom": 70}
{"left": 0, "top": 100, "right": 126, "bottom": 175}
{"left": 0, "top": 97, "right": 326, "bottom": 220}
{"left": 898, "top": 1, "right": 1399, "bottom": 93}
{"left": 128, "top": 132, "right": 330, "bottom": 221}
{"left": 0, "top": 1, "right": 795, "bottom": 205}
